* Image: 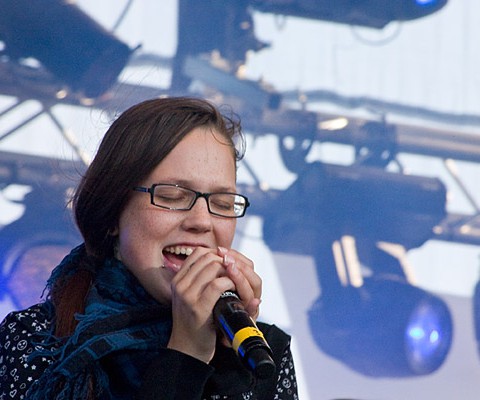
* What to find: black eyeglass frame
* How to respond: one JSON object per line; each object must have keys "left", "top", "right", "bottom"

{"left": 133, "top": 183, "right": 250, "bottom": 218}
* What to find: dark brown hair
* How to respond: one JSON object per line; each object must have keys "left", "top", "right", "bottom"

{"left": 53, "top": 96, "right": 244, "bottom": 336}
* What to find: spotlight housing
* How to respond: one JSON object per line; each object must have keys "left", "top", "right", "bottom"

{"left": 472, "top": 279, "right": 480, "bottom": 357}
{"left": 260, "top": 161, "right": 451, "bottom": 376}
{"left": 309, "top": 277, "right": 453, "bottom": 376}
{"left": 0, "top": 185, "right": 81, "bottom": 310}
{"left": 262, "top": 162, "right": 447, "bottom": 253}
{"left": 249, "top": 0, "right": 448, "bottom": 29}
{"left": 0, "top": 0, "right": 132, "bottom": 98}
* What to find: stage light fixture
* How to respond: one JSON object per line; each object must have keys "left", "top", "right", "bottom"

{"left": 0, "top": 185, "right": 81, "bottom": 310}
{"left": 176, "top": 0, "right": 267, "bottom": 66}
{"left": 249, "top": 0, "right": 448, "bottom": 29}
{"left": 303, "top": 236, "right": 453, "bottom": 377}
{"left": 473, "top": 278, "right": 480, "bottom": 357}
{"left": 262, "top": 161, "right": 447, "bottom": 253}
{"left": 309, "top": 276, "right": 453, "bottom": 377}
{"left": 0, "top": 0, "right": 132, "bottom": 98}
{"left": 260, "top": 161, "right": 451, "bottom": 376}
{"left": 172, "top": 0, "right": 269, "bottom": 90}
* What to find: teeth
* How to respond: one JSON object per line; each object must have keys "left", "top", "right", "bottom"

{"left": 165, "top": 246, "right": 194, "bottom": 256}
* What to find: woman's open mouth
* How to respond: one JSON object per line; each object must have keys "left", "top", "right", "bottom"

{"left": 162, "top": 246, "right": 194, "bottom": 271}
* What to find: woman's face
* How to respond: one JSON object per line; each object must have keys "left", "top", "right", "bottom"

{"left": 116, "top": 126, "right": 238, "bottom": 304}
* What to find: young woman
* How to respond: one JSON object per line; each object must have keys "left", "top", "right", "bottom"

{"left": 0, "top": 97, "right": 298, "bottom": 399}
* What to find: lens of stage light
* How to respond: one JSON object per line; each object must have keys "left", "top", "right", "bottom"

{"left": 415, "top": 0, "right": 437, "bottom": 5}
{"left": 405, "top": 298, "right": 453, "bottom": 374}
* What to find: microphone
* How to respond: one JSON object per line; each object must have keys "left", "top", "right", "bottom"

{"left": 213, "top": 291, "right": 276, "bottom": 379}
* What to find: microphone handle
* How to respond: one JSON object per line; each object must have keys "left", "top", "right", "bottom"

{"left": 213, "top": 291, "right": 276, "bottom": 379}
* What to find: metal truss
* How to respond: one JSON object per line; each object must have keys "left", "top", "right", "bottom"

{"left": 1, "top": 54, "right": 480, "bottom": 246}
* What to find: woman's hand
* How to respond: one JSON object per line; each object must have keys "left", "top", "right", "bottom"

{"left": 217, "top": 246, "right": 262, "bottom": 321}
{"left": 166, "top": 247, "right": 262, "bottom": 364}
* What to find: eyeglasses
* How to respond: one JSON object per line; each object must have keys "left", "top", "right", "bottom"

{"left": 133, "top": 183, "right": 250, "bottom": 218}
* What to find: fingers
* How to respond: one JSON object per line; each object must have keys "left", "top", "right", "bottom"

{"left": 172, "top": 246, "right": 262, "bottom": 321}
{"left": 171, "top": 249, "right": 232, "bottom": 313}
{"left": 168, "top": 249, "right": 232, "bottom": 363}
{"left": 217, "top": 246, "right": 262, "bottom": 320}
{"left": 168, "top": 246, "right": 262, "bottom": 361}
{"left": 245, "top": 298, "right": 262, "bottom": 321}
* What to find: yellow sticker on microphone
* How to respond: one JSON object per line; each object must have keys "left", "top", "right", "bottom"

{"left": 232, "top": 327, "right": 265, "bottom": 353}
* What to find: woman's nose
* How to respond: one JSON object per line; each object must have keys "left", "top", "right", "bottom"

{"left": 182, "top": 197, "right": 213, "bottom": 232}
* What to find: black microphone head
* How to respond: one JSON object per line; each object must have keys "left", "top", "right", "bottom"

{"left": 246, "top": 347, "right": 276, "bottom": 379}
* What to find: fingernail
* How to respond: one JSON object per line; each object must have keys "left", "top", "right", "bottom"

{"left": 218, "top": 246, "right": 228, "bottom": 255}
{"left": 223, "top": 254, "right": 235, "bottom": 266}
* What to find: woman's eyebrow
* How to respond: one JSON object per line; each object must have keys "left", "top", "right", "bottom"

{"left": 152, "top": 179, "right": 237, "bottom": 192}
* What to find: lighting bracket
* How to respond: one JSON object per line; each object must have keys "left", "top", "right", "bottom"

{"left": 353, "top": 119, "right": 397, "bottom": 168}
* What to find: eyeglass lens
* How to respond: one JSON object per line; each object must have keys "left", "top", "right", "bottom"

{"left": 152, "top": 185, "right": 246, "bottom": 217}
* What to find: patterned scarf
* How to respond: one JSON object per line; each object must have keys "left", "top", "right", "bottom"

{"left": 27, "top": 244, "right": 173, "bottom": 399}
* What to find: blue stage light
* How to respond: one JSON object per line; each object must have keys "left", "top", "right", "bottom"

{"left": 405, "top": 298, "right": 453, "bottom": 375}
{"left": 249, "top": 0, "right": 448, "bottom": 29}
{"left": 0, "top": 0, "right": 132, "bottom": 98}
{"left": 416, "top": 0, "right": 438, "bottom": 6}
{"left": 0, "top": 185, "right": 81, "bottom": 311}
{"left": 261, "top": 161, "right": 451, "bottom": 377}
{"left": 471, "top": 279, "right": 480, "bottom": 358}
{"left": 309, "top": 277, "right": 453, "bottom": 377}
